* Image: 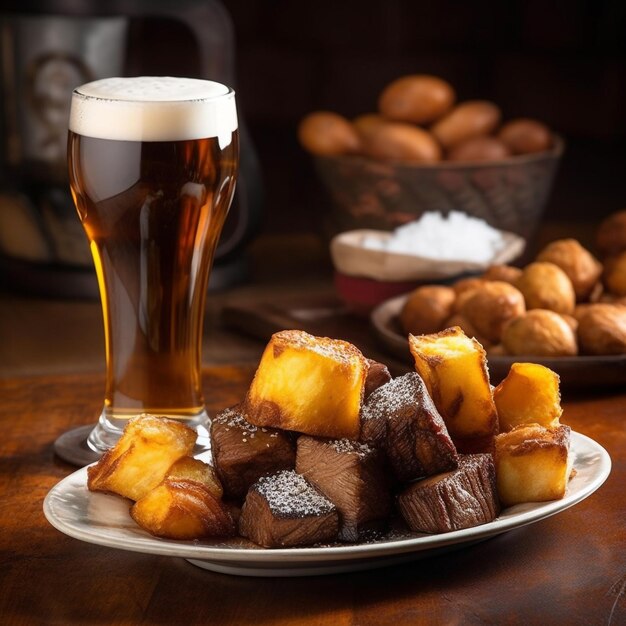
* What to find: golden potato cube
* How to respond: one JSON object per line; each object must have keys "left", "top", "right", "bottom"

{"left": 166, "top": 457, "right": 223, "bottom": 500}
{"left": 494, "top": 363, "right": 562, "bottom": 432}
{"left": 243, "top": 330, "right": 368, "bottom": 439}
{"left": 495, "top": 424, "right": 571, "bottom": 506}
{"left": 408, "top": 327, "right": 498, "bottom": 439}
{"left": 131, "top": 480, "right": 235, "bottom": 540}
{"left": 87, "top": 414, "right": 196, "bottom": 501}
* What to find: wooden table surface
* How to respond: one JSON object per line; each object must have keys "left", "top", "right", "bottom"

{"left": 0, "top": 366, "right": 625, "bottom": 626}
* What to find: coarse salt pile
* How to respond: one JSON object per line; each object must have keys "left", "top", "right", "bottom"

{"left": 362, "top": 211, "right": 505, "bottom": 263}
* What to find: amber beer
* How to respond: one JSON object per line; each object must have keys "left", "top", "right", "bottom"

{"left": 68, "top": 77, "right": 239, "bottom": 452}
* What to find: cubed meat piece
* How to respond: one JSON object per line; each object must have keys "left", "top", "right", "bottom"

{"left": 495, "top": 424, "right": 572, "bottom": 506}
{"left": 210, "top": 406, "right": 296, "bottom": 501}
{"left": 87, "top": 414, "right": 196, "bottom": 501}
{"left": 296, "top": 436, "right": 391, "bottom": 542}
{"left": 239, "top": 470, "right": 339, "bottom": 548}
{"left": 398, "top": 454, "right": 500, "bottom": 534}
{"left": 361, "top": 372, "right": 458, "bottom": 481}
{"left": 364, "top": 359, "right": 392, "bottom": 399}
{"left": 243, "top": 330, "right": 369, "bottom": 439}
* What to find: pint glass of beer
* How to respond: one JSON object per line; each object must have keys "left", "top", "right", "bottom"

{"left": 68, "top": 77, "right": 239, "bottom": 453}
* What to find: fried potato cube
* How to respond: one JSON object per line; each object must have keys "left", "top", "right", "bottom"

{"left": 166, "top": 457, "right": 223, "bottom": 499}
{"left": 243, "top": 330, "right": 369, "bottom": 439}
{"left": 494, "top": 424, "right": 571, "bottom": 506}
{"left": 131, "top": 479, "right": 235, "bottom": 540}
{"left": 494, "top": 363, "right": 562, "bottom": 432}
{"left": 87, "top": 414, "right": 196, "bottom": 501}
{"left": 408, "top": 327, "right": 498, "bottom": 441}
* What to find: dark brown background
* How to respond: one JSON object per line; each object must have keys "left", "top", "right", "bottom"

{"left": 222, "top": 0, "right": 626, "bottom": 235}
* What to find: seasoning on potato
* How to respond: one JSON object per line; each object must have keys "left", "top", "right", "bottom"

{"left": 297, "top": 111, "right": 361, "bottom": 156}
{"left": 378, "top": 74, "right": 456, "bottom": 125}
{"left": 363, "top": 122, "right": 442, "bottom": 163}
{"left": 430, "top": 100, "right": 502, "bottom": 149}
{"left": 498, "top": 118, "right": 553, "bottom": 155}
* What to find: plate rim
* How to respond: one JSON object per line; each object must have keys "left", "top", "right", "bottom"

{"left": 43, "top": 431, "right": 611, "bottom": 565}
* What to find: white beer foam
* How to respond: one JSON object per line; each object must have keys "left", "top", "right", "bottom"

{"left": 69, "top": 77, "right": 238, "bottom": 143}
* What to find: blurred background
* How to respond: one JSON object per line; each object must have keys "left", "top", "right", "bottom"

{"left": 0, "top": 0, "right": 625, "bottom": 374}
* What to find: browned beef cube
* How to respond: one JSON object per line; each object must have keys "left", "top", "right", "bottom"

{"left": 296, "top": 436, "right": 391, "bottom": 542}
{"left": 361, "top": 373, "right": 458, "bottom": 482}
{"left": 238, "top": 470, "right": 339, "bottom": 548}
{"left": 210, "top": 406, "right": 296, "bottom": 501}
{"left": 364, "top": 359, "right": 392, "bottom": 399}
{"left": 397, "top": 454, "right": 500, "bottom": 534}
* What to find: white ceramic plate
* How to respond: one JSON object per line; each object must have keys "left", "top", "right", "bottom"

{"left": 43, "top": 432, "right": 610, "bottom": 577}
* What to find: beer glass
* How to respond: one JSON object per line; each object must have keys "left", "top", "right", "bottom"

{"left": 67, "top": 76, "right": 239, "bottom": 455}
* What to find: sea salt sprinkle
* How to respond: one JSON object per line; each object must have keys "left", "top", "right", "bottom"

{"left": 254, "top": 470, "right": 335, "bottom": 517}
{"left": 330, "top": 439, "right": 373, "bottom": 458}
{"left": 362, "top": 210, "right": 505, "bottom": 263}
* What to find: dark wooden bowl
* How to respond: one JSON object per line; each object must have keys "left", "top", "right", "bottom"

{"left": 314, "top": 137, "right": 564, "bottom": 240}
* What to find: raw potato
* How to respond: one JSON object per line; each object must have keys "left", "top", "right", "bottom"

{"left": 408, "top": 327, "right": 498, "bottom": 440}
{"left": 515, "top": 262, "right": 576, "bottom": 315}
{"left": 536, "top": 239, "right": 603, "bottom": 301}
{"left": 352, "top": 113, "right": 386, "bottom": 140}
{"left": 460, "top": 281, "right": 526, "bottom": 343}
{"left": 297, "top": 111, "right": 361, "bottom": 156}
{"left": 577, "top": 304, "right": 626, "bottom": 355}
{"left": 603, "top": 251, "right": 626, "bottom": 296}
{"left": 363, "top": 122, "right": 442, "bottom": 163}
{"left": 87, "top": 415, "right": 197, "bottom": 501}
{"left": 447, "top": 136, "right": 511, "bottom": 162}
{"left": 243, "top": 330, "right": 369, "bottom": 439}
{"left": 494, "top": 363, "right": 562, "bottom": 432}
{"left": 431, "top": 100, "right": 501, "bottom": 149}
{"left": 495, "top": 424, "right": 571, "bottom": 506}
{"left": 483, "top": 264, "right": 523, "bottom": 284}
{"left": 497, "top": 118, "right": 553, "bottom": 155}
{"left": 378, "top": 74, "right": 455, "bottom": 125}
{"left": 501, "top": 309, "right": 578, "bottom": 357}
{"left": 400, "top": 285, "right": 456, "bottom": 335}
{"left": 596, "top": 210, "right": 626, "bottom": 257}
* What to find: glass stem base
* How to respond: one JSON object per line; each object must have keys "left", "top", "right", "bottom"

{"left": 86, "top": 408, "right": 212, "bottom": 457}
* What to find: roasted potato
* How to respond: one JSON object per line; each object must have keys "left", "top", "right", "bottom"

{"left": 378, "top": 74, "right": 455, "bottom": 124}
{"left": 596, "top": 210, "right": 626, "bottom": 257}
{"left": 495, "top": 424, "right": 571, "bottom": 506}
{"left": 131, "top": 479, "right": 235, "bottom": 540}
{"left": 297, "top": 111, "right": 361, "bottom": 156}
{"left": 460, "top": 280, "right": 526, "bottom": 343}
{"left": 352, "top": 113, "right": 386, "bottom": 141}
{"left": 87, "top": 414, "right": 197, "bottom": 501}
{"left": 576, "top": 303, "right": 626, "bottom": 355}
{"left": 494, "top": 363, "right": 562, "bottom": 432}
{"left": 515, "top": 262, "right": 576, "bottom": 315}
{"left": 243, "top": 330, "right": 368, "bottom": 439}
{"left": 497, "top": 118, "right": 553, "bottom": 155}
{"left": 166, "top": 456, "right": 223, "bottom": 499}
{"left": 536, "top": 239, "right": 603, "bottom": 301}
{"left": 431, "top": 100, "right": 501, "bottom": 149}
{"left": 603, "top": 251, "right": 626, "bottom": 297}
{"left": 482, "top": 264, "right": 523, "bottom": 284}
{"left": 408, "top": 327, "right": 498, "bottom": 440}
{"left": 452, "top": 276, "right": 485, "bottom": 296}
{"left": 400, "top": 285, "right": 456, "bottom": 335}
{"left": 445, "top": 313, "right": 491, "bottom": 347}
{"left": 501, "top": 309, "right": 578, "bottom": 356}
